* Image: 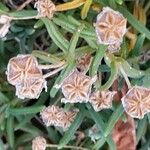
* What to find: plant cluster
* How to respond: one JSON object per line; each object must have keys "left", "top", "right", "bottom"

{"left": 0, "top": 0, "right": 150, "bottom": 150}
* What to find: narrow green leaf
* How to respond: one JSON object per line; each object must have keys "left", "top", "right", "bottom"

{"left": 42, "top": 18, "right": 69, "bottom": 53}
{"left": 6, "top": 116, "right": 14, "bottom": 148}
{"left": 58, "top": 111, "right": 84, "bottom": 148}
{"left": 118, "top": 6, "right": 150, "bottom": 40}
{"left": 90, "top": 45, "right": 107, "bottom": 77}
{"left": 100, "top": 61, "right": 118, "bottom": 90}
{"left": 8, "top": 106, "right": 44, "bottom": 115}
{"left": 104, "top": 104, "right": 124, "bottom": 137}
{"left": 32, "top": 50, "right": 62, "bottom": 64}
{"left": 68, "top": 24, "right": 84, "bottom": 60}
{"left": 0, "top": 92, "right": 9, "bottom": 104}
{"left": 122, "top": 60, "right": 145, "bottom": 78}
{"left": 0, "top": 139, "right": 4, "bottom": 150}
{"left": 136, "top": 116, "right": 147, "bottom": 144}
{"left": 130, "top": 34, "right": 145, "bottom": 57}
{"left": 88, "top": 107, "right": 116, "bottom": 150}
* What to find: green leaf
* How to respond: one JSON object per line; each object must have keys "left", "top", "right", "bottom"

{"left": 118, "top": 6, "right": 150, "bottom": 40}
{"left": 104, "top": 104, "right": 124, "bottom": 137}
{"left": 58, "top": 110, "right": 84, "bottom": 148}
{"left": 0, "top": 92, "right": 9, "bottom": 104}
{"left": 0, "top": 139, "right": 4, "bottom": 150}
{"left": 8, "top": 106, "right": 44, "bottom": 115}
{"left": 32, "top": 50, "right": 62, "bottom": 64}
{"left": 90, "top": 45, "right": 107, "bottom": 77}
{"left": 6, "top": 116, "right": 14, "bottom": 148}
{"left": 42, "top": 18, "right": 69, "bottom": 53}
{"left": 130, "top": 34, "right": 145, "bottom": 57}
{"left": 100, "top": 61, "right": 118, "bottom": 90}
{"left": 136, "top": 116, "right": 147, "bottom": 144}
{"left": 88, "top": 107, "right": 116, "bottom": 150}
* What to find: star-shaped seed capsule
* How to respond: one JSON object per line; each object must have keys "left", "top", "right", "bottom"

{"left": 7, "top": 54, "right": 42, "bottom": 86}
{"left": 16, "top": 77, "right": 47, "bottom": 99}
{"left": 35, "top": 0, "right": 56, "bottom": 19}
{"left": 61, "top": 70, "right": 93, "bottom": 103}
{"left": 121, "top": 86, "right": 150, "bottom": 119}
{"left": 89, "top": 91, "right": 116, "bottom": 111}
{"left": 40, "top": 105, "right": 64, "bottom": 127}
{"left": 32, "top": 136, "right": 47, "bottom": 150}
{"left": 95, "top": 7, "right": 127, "bottom": 52}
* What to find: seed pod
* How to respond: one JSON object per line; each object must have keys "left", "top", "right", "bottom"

{"left": 7, "top": 54, "right": 42, "bottom": 86}
{"left": 95, "top": 7, "right": 127, "bottom": 52}
{"left": 16, "top": 77, "right": 47, "bottom": 99}
{"left": 89, "top": 90, "right": 116, "bottom": 111}
{"left": 32, "top": 136, "right": 47, "bottom": 150}
{"left": 121, "top": 86, "right": 150, "bottom": 119}
{"left": 34, "top": 0, "right": 56, "bottom": 19}
{"left": 61, "top": 70, "right": 93, "bottom": 103}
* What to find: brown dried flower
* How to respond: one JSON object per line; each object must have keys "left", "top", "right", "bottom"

{"left": 35, "top": 0, "right": 56, "bottom": 19}
{"left": 7, "top": 54, "right": 47, "bottom": 99}
{"left": 32, "top": 136, "right": 47, "bottom": 150}
{"left": 40, "top": 105, "right": 64, "bottom": 127}
{"left": 40, "top": 105, "right": 79, "bottom": 130}
{"left": 121, "top": 86, "right": 150, "bottom": 119}
{"left": 61, "top": 70, "right": 93, "bottom": 103}
{"left": 0, "top": 15, "right": 11, "bottom": 38}
{"left": 7, "top": 54, "right": 42, "bottom": 86}
{"left": 77, "top": 54, "right": 92, "bottom": 72}
{"left": 112, "top": 115, "right": 136, "bottom": 150}
{"left": 16, "top": 77, "right": 47, "bottom": 99}
{"left": 60, "top": 109, "right": 79, "bottom": 130}
{"left": 89, "top": 90, "right": 116, "bottom": 111}
{"left": 95, "top": 7, "right": 127, "bottom": 52}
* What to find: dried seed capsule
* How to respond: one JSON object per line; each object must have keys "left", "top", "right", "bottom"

{"left": 61, "top": 70, "right": 93, "bottom": 103}
{"left": 95, "top": 7, "right": 127, "bottom": 52}
{"left": 32, "top": 136, "right": 46, "bottom": 150}
{"left": 0, "top": 15, "right": 11, "bottom": 38}
{"left": 16, "top": 77, "right": 47, "bottom": 99}
{"left": 40, "top": 105, "right": 79, "bottom": 130}
{"left": 40, "top": 105, "right": 64, "bottom": 127}
{"left": 89, "top": 90, "right": 116, "bottom": 111}
{"left": 7, "top": 54, "right": 42, "bottom": 86}
{"left": 121, "top": 86, "right": 150, "bottom": 119}
{"left": 60, "top": 109, "right": 79, "bottom": 130}
{"left": 35, "top": 0, "right": 56, "bottom": 19}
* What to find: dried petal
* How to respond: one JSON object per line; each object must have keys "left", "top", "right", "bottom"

{"left": 16, "top": 77, "right": 47, "bottom": 99}
{"left": 61, "top": 70, "right": 93, "bottom": 103}
{"left": 0, "top": 15, "right": 11, "bottom": 38}
{"left": 35, "top": 0, "right": 56, "bottom": 19}
{"left": 40, "top": 105, "right": 64, "bottom": 127}
{"left": 7, "top": 54, "right": 42, "bottom": 86}
{"left": 112, "top": 115, "right": 136, "bottom": 150}
{"left": 89, "top": 90, "right": 116, "bottom": 111}
{"left": 95, "top": 7, "right": 127, "bottom": 53}
{"left": 121, "top": 86, "right": 150, "bottom": 119}
{"left": 32, "top": 136, "right": 46, "bottom": 150}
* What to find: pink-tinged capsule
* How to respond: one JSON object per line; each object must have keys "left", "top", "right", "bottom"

{"left": 16, "top": 77, "right": 47, "bottom": 99}
{"left": 7, "top": 54, "right": 42, "bottom": 86}
{"left": 35, "top": 0, "right": 56, "bottom": 19}
{"left": 89, "top": 90, "right": 116, "bottom": 111}
{"left": 95, "top": 7, "right": 127, "bottom": 52}
{"left": 32, "top": 136, "right": 46, "bottom": 150}
{"left": 121, "top": 86, "right": 150, "bottom": 119}
{"left": 61, "top": 70, "right": 93, "bottom": 103}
